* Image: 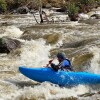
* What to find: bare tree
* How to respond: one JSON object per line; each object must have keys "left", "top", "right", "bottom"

{"left": 39, "top": 0, "right": 44, "bottom": 23}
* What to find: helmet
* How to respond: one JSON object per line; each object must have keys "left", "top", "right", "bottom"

{"left": 57, "top": 52, "right": 66, "bottom": 59}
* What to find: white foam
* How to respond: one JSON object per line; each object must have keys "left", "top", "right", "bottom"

{"left": 17, "top": 39, "right": 51, "bottom": 67}
{"left": 88, "top": 46, "right": 100, "bottom": 74}
{"left": 1, "top": 83, "right": 89, "bottom": 100}
{"left": 3, "top": 26, "right": 23, "bottom": 38}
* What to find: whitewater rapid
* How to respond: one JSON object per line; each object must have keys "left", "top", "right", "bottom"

{"left": 0, "top": 14, "right": 100, "bottom": 100}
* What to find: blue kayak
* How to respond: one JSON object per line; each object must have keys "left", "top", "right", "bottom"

{"left": 19, "top": 66, "right": 100, "bottom": 86}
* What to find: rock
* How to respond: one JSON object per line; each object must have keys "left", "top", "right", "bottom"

{"left": 17, "top": 6, "right": 29, "bottom": 14}
{"left": 0, "top": 38, "right": 10, "bottom": 53}
{"left": 79, "top": 93, "right": 95, "bottom": 97}
{"left": 78, "top": 13, "right": 89, "bottom": 20}
{"left": 0, "top": 37, "right": 21, "bottom": 54}
{"left": 45, "top": 3, "right": 52, "bottom": 8}
{"left": 56, "top": 8, "right": 66, "bottom": 12}
{"left": 20, "top": 30, "right": 43, "bottom": 40}
{"left": 68, "top": 15, "right": 78, "bottom": 21}
{"left": 91, "top": 14, "right": 100, "bottom": 19}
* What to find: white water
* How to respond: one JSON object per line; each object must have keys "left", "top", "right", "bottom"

{"left": 0, "top": 26, "right": 23, "bottom": 38}
{"left": 89, "top": 47, "right": 100, "bottom": 74}
{"left": 18, "top": 39, "right": 51, "bottom": 67}
{"left": 0, "top": 36, "right": 91, "bottom": 100}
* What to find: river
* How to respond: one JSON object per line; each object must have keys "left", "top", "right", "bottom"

{"left": 0, "top": 13, "right": 100, "bottom": 100}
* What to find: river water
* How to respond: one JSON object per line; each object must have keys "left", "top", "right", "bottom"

{"left": 0, "top": 14, "right": 100, "bottom": 100}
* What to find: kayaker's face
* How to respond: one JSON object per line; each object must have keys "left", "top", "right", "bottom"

{"left": 57, "top": 57, "right": 63, "bottom": 63}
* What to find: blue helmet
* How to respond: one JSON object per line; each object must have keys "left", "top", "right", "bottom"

{"left": 57, "top": 52, "right": 66, "bottom": 59}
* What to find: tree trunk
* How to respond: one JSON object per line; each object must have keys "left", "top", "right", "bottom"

{"left": 39, "top": 0, "right": 43, "bottom": 23}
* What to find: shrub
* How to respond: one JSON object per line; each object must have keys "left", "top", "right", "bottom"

{"left": 79, "top": 0, "right": 95, "bottom": 5}
{"left": 78, "top": 0, "right": 96, "bottom": 12}
{"left": 67, "top": 3, "right": 79, "bottom": 21}
{"left": 5, "top": 0, "right": 15, "bottom": 10}
{"left": 68, "top": 3, "right": 79, "bottom": 16}
{"left": 0, "top": 0, "right": 7, "bottom": 12}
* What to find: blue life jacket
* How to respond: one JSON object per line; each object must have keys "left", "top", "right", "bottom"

{"left": 58, "top": 59, "right": 73, "bottom": 71}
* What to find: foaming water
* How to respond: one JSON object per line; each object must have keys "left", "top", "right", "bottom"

{"left": 1, "top": 82, "right": 89, "bottom": 100}
{"left": 0, "top": 26, "right": 23, "bottom": 38}
{"left": 5, "top": 26, "right": 23, "bottom": 38}
{"left": 0, "top": 38, "right": 92, "bottom": 100}
{"left": 17, "top": 39, "right": 51, "bottom": 67}
{"left": 88, "top": 47, "right": 100, "bottom": 74}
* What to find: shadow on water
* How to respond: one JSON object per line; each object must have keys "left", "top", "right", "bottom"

{"left": 5, "top": 79, "right": 40, "bottom": 88}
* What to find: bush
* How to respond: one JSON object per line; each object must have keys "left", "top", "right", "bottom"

{"left": 78, "top": 0, "right": 96, "bottom": 13}
{"left": 5, "top": 0, "right": 15, "bottom": 10}
{"left": 67, "top": 3, "right": 79, "bottom": 21}
{"left": 79, "top": 0, "right": 95, "bottom": 5}
{"left": 0, "top": 0, "right": 7, "bottom": 12}
{"left": 68, "top": 3, "right": 79, "bottom": 16}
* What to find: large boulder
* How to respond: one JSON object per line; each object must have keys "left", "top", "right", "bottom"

{"left": 17, "top": 6, "right": 29, "bottom": 14}
{"left": 0, "top": 37, "right": 21, "bottom": 54}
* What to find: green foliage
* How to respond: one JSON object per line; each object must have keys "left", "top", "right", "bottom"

{"left": 68, "top": 3, "right": 79, "bottom": 16}
{"left": 79, "top": 0, "right": 95, "bottom": 5}
{"left": 0, "top": 0, "right": 7, "bottom": 12}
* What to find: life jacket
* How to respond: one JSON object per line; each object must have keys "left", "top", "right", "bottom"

{"left": 59, "top": 59, "right": 74, "bottom": 71}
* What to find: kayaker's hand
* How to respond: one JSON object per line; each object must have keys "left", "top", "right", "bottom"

{"left": 49, "top": 59, "right": 53, "bottom": 64}
{"left": 44, "top": 59, "right": 53, "bottom": 67}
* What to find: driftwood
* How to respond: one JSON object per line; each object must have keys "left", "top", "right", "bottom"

{"left": 33, "top": 13, "right": 39, "bottom": 24}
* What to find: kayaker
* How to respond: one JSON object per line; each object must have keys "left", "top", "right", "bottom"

{"left": 48, "top": 52, "right": 74, "bottom": 71}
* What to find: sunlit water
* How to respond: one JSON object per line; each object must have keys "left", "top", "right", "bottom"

{"left": 0, "top": 14, "right": 100, "bottom": 100}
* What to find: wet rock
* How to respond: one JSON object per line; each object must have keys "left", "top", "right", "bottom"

{"left": 68, "top": 15, "right": 79, "bottom": 21}
{"left": 79, "top": 92, "right": 95, "bottom": 97}
{"left": 0, "top": 38, "right": 10, "bottom": 53}
{"left": 45, "top": 3, "right": 52, "bottom": 8}
{"left": 20, "top": 30, "right": 43, "bottom": 40}
{"left": 56, "top": 8, "right": 66, "bottom": 12}
{"left": 91, "top": 14, "right": 100, "bottom": 19}
{"left": 21, "top": 31, "right": 60, "bottom": 45}
{"left": 43, "top": 33, "right": 60, "bottom": 45}
{"left": 0, "top": 37, "right": 21, "bottom": 54}
{"left": 72, "top": 53, "right": 93, "bottom": 71}
{"left": 17, "top": 6, "right": 29, "bottom": 14}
